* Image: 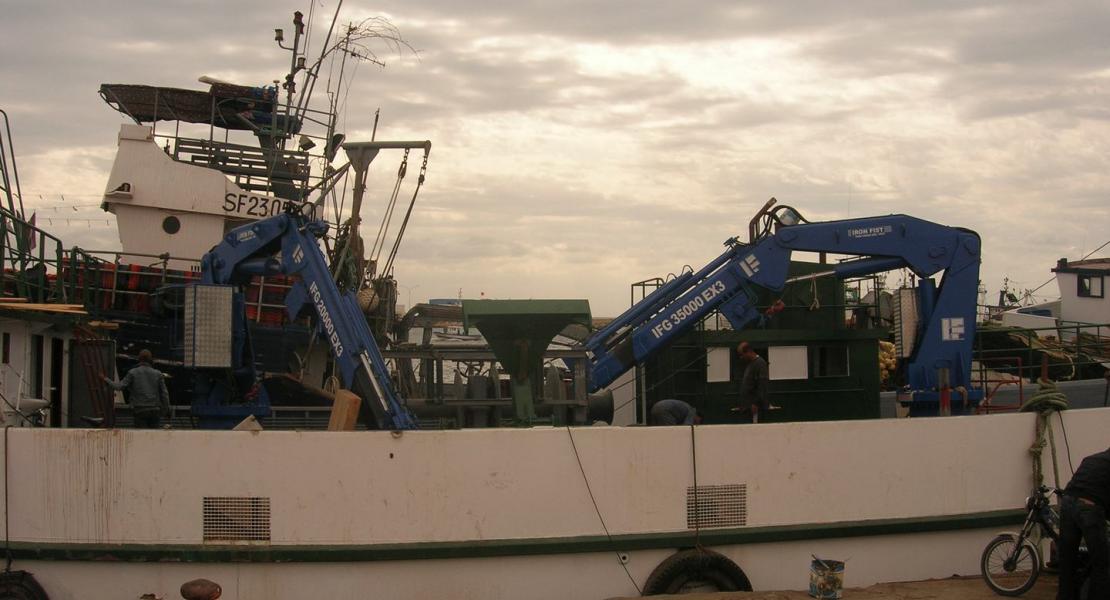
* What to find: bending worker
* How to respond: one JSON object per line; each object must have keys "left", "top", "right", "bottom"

{"left": 103, "top": 349, "right": 170, "bottom": 428}
{"left": 1057, "top": 447, "right": 1110, "bottom": 600}
{"left": 649, "top": 399, "right": 699, "bottom": 426}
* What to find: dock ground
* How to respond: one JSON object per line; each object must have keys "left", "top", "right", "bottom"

{"left": 610, "top": 574, "right": 1057, "bottom": 599}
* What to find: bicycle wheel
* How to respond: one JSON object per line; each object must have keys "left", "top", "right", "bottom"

{"left": 981, "top": 533, "right": 1041, "bottom": 596}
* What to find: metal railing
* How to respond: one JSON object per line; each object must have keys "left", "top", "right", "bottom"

{"left": 973, "top": 321, "right": 1110, "bottom": 384}
{"left": 0, "top": 213, "right": 300, "bottom": 325}
{"left": 973, "top": 356, "right": 1026, "bottom": 413}
{"left": 0, "top": 203, "right": 90, "bottom": 304}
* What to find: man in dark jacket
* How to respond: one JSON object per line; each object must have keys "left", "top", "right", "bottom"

{"left": 1058, "top": 447, "right": 1110, "bottom": 600}
{"left": 103, "top": 349, "right": 170, "bottom": 428}
{"left": 737, "top": 342, "right": 769, "bottom": 422}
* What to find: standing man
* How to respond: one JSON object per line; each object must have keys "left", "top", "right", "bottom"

{"left": 649, "top": 398, "right": 699, "bottom": 426}
{"left": 737, "top": 342, "right": 769, "bottom": 423}
{"left": 103, "top": 349, "right": 170, "bottom": 428}
{"left": 1058, "top": 447, "right": 1110, "bottom": 600}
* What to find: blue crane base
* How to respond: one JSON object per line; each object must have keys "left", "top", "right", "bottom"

{"left": 905, "top": 389, "right": 984, "bottom": 417}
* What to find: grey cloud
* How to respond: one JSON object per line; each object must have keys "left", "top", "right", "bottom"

{"left": 3, "top": 0, "right": 1108, "bottom": 312}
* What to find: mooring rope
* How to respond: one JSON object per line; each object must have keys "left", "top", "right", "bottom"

{"left": 1021, "top": 378, "right": 1069, "bottom": 489}
{"left": 565, "top": 426, "right": 642, "bottom": 595}
{"left": 690, "top": 423, "right": 702, "bottom": 552}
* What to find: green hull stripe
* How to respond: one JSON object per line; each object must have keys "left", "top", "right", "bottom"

{"left": 9, "top": 509, "right": 1023, "bottom": 563}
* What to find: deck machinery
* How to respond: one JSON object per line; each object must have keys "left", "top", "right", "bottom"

{"left": 186, "top": 199, "right": 982, "bottom": 428}
{"left": 585, "top": 199, "right": 983, "bottom": 416}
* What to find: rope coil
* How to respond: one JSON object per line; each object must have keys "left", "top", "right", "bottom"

{"left": 1022, "top": 377, "right": 1069, "bottom": 489}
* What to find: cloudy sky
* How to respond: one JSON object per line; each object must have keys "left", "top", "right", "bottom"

{"left": 2, "top": 1, "right": 1109, "bottom": 316}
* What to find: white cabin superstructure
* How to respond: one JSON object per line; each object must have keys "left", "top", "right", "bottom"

{"left": 102, "top": 124, "right": 289, "bottom": 270}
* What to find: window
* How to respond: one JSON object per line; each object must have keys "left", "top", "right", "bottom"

{"left": 1078, "top": 274, "right": 1104, "bottom": 298}
{"left": 811, "top": 345, "right": 849, "bottom": 377}
{"left": 162, "top": 215, "right": 181, "bottom": 234}
{"left": 769, "top": 345, "right": 808, "bottom": 380}
{"left": 706, "top": 347, "right": 731, "bottom": 383}
{"left": 1, "top": 332, "right": 8, "bottom": 364}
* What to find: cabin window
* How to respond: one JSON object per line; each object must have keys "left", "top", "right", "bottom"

{"left": 1078, "top": 274, "right": 1104, "bottom": 298}
{"left": 810, "top": 345, "right": 849, "bottom": 377}
{"left": 768, "top": 345, "right": 808, "bottom": 380}
{"left": 162, "top": 215, "right": 181, "bottom": 235}
{"left": 706, "top": 347, "right": 731, "bottom": 383}
{"left": 1, "top": 332, "right": 8, "bottom": 364}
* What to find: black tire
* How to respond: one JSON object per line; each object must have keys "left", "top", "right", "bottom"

{"left": 642, "top": 548, "right": 752, "bottom": 596}
{"left": 981, "top": 533, "right": 1040, "bottom": 596}
{"left": 0, "top": 571, "right": 49, "bottom": 600}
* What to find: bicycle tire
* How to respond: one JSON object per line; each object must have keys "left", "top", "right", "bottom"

{"left": 981, "top": 533, "right": 1041, "bottom": 596}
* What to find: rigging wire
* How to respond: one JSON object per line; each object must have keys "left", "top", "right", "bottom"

{"left": 293, "top": 0, "right": 344, "bottom": 124}
{"left": 337, "top": 57, "right": 362, "bottom": 135}
{"left": 1026, "top": 239, "right": 1110, "bottom": 297}
{"left": 382, "top": 151, "right": 428, "bottom": 277}
{"left": 564, "top": 426, "right": 642, "bottom": 595}
{"left": 690, "top": 424, "right": 702, "bottom": 551}
{"left": 302, "top": 0, "right": 315, "bottom": 68}
{"left": 1057, "top": 411, "right": 1075, "bottom": 476}
{"left": 368, "top": 150, "right": 408, "bottom": 266}
{"left": 608, "top": 351, "right": 710, "bottom": 416}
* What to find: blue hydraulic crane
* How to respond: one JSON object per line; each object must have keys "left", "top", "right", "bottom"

{"left": 586, "top": 199, "right": 983, "bottom": 414}
{"left": 193, "top": 210, "right": 417, "bottom": 430}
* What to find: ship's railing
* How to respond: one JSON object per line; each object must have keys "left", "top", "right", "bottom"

{"left": 0, "top": 203, "right": 74, "bottom": 303}
{"left": 69, "top": 250, "right": 299, "bottom": 324}
{"left": 0, "top": 225, "right": 300, "bottom": 325}
{"left": 61, "top": 250, "right": 198, "bottom": 314}
{"left": 173, "top": 137, "right": 311, "bottom": 200}
{"left": 127, "top": 86, "right": 339, "bottom": 204}
{"left": 973, "top": 356, "right": 1026, "bottom": 413}
{"left": 973, "top": 321, "right": 1110, "bottom": 384}
{"left": 112, "top": 404, "right": 346, "bottom": 430}
{"left": 0, "top": 109, "right": 28, "bottom": 223}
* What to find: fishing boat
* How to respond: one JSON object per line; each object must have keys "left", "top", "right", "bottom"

{"left": 0, "top": 8, "right": 1107, "bottom": 600}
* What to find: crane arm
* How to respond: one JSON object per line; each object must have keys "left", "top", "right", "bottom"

{"left": 200, "top": 212, "right": 417, "bottom": 430}
{"left": 586, "top": 202, "right": 982, "bottom": 409}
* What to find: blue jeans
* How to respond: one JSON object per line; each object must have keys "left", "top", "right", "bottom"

{"left": 1058, "top": 494, "right": 1108, "bottom": 600}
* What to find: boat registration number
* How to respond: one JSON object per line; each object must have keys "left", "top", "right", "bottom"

{"left": 223, "top": 193, "right": 289, "bottom": 218}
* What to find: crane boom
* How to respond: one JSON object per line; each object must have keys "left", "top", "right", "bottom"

{"left": 197, "top": 211, "right": 417, "bottom": 429}
{"left": 586, "top": 201, "right": 982, "bottom": 412}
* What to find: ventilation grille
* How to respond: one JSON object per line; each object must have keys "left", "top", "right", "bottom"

{"left": 203, "top": 496, "right": 271, "bottom": 542}
{"left": 892, "top": 288, "right": 919, "bottom": 359}
{"left": 687, "top": 484, "right": 747, "bottom": 529}
{"left": 184, "top": 285, "right": 234, "bottom": 368}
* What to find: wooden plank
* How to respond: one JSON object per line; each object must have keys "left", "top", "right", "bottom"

{"left": 87, "top": 321, "right": 121, "bottom": 329}
{"left": 327, "top": 390, "right": 361, "bottom": 431}
{"left": 0, "top": 303, "right": 87, "bottom": 314}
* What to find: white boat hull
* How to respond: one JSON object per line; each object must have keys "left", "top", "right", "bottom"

{"left": 4, "top": 408, "right": 1104, "bottom": 599}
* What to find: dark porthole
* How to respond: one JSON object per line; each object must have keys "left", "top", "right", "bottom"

{"left": 162, "top": 215, "right": 181, "bottom": 234}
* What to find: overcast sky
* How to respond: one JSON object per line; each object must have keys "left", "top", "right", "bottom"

{"left": 2, "top": 1, "right": 1109, "bottom": 316}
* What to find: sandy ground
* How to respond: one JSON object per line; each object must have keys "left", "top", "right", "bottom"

{"left": 608, "top": 573, "right": 1058, "bottom": 599}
